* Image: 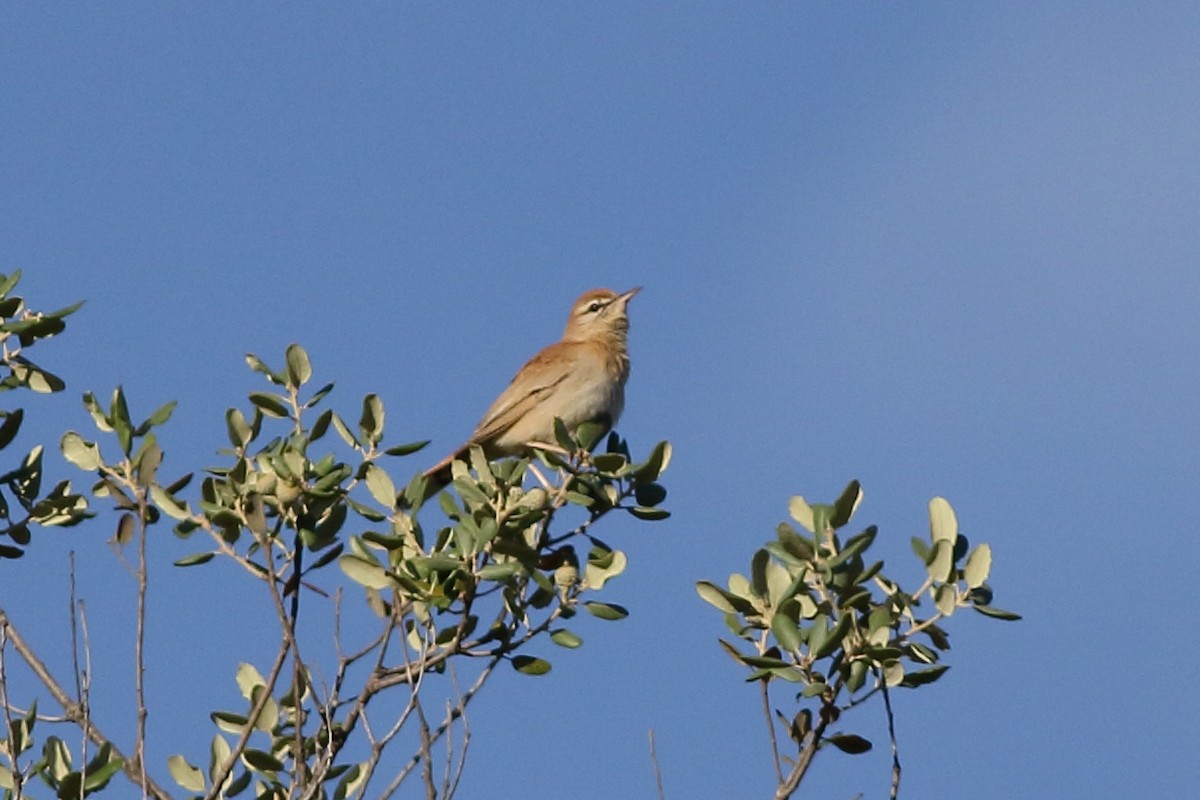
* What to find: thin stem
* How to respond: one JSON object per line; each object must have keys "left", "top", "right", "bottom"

{"left": 0, "top": 611, "right": 172, "bottom": 800}
{"left": 134, "top": 485, "right": 150, "bottom": 799}
{"left": 649, "top": 728, "right": 665, "bottom": 800}
{"left": 0, "top": 622, "right": 25, "bottom": 800}
{"left": 762, "top": 680, "right": 783, "bottom": 783}
{"left": 881, "top": 678, "right": 902, "bottom": 800}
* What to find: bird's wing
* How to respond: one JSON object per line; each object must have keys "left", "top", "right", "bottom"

{"left": 470, "top": 345, "right": 573, "bottom": 444}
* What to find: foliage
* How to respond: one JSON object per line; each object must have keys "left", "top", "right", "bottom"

{"left": 697, "top": 480, "right": 1019, "bottom": 799}
{"left": 0, "top": 276, "right": 1016, "bottom": 800}
{"left": 0, "top": 271, "right": 90, "bottom": 559}
{"left": 2, "top": 323, "right": 671, "bottom": 798}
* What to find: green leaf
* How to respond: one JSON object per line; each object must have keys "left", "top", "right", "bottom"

{"left": 583, "top": 601, "right": 628, "bottom": 621}
{"left": 972, "top": 604, "right": 1022, "bottom": 621}
{"left": 584, "top": 544, "right": 626, "bottom": 590}
{"left": 830, "top": 480, "right": 863, "bottom": 528}
{"left": 60, "top": 431, "right": 102, "bottom": 471}
{"left": 0, "top": 409, "right": 23, "bottom": 450}
{"left": 359, "top": 393, "right": 384, "bottom": 446}
{"left": 963, "top": 542, "right": 992, "bottom": 589}
{"left": 788, "top": 496, "right": 815, "bottom": 533}
{"left": 114, "top": 513, "right": 136, "bottom": 546}
{"left": 248, "top": 392, "right": 289, "bottom": 419}
{"left": 478, "top": 562, "right": 522, "bottom": 581}
{"left": 550, "top": 629, "right": 583, "bottom": 649}
{"left": 634, "top": 481, "right": 667, "bottom": 507}
{"left": 826, "top": 733, "right": 872, "bottom": 754}
{"left": 627, "top": 506, "right": 670, "bottom": 521}
{"left": 633, "top": 440, "right": 672, "bottom": 482}
{"left": 141, "top": 400, "right": 177, "bottom": 431}
{"left": 363, "top": 463, "right": 396, "bottom": 507}
{"left": 695, "top": 581, "right": 756, "bottom": 615}
{"left": 339, "top": 554, "right": 394, "bottom": 590}
{"left": 592, "top": 452, "right": 628, "bottom": 473}
{"left": 0, "top": 270, "right": 20, "bottom": 298}
{"left": 929, "top": 496, "right": 957, "bottom": 545}
{"left": 750, "top": 549, "right": 770, "bottom": 598}
{"left": 82, "top": 392, "right": 113, "bottom": 432}
{"left": 574, "top": 419, "right": 607, "bottom": 451}
{"left": 245, "top": 353, "right": 284, "bottom": 385}
{"left": 285, "top": 343, "right": 312, "bottom": 388}
{"left": 511, "top": 655, "right": 552, "bottom": 676}
{"left": 167, "top": 754, "right": 205, "bottom": 792}
{"left": 771, "top": 610, "right": 803, "bottom": 653}
{"left": 150, "top": 485, "right": 190, "bottom": 521}
{"left": 384, "top": 440, "right": 430, "bottom": 457}
{"left": 174, "top": 552, "right": 215, "bottom": 567}
{"left": 331, "top": 412, "right": 360, "bottom": 448}
{"left": 900, "top": 664, "right": 950, "bottom": 688}
{"left": 926, "top": 540, "right": 954, "bottom": 583}
{"left": 241, "top": 748, "right": 284, "bottom": 774}
{"left": 235, "top": 662, "right": 266, "bottom": 700}
{"left": 225, "top": 408, "right": 252, "bottom": 447}
{"left": 209, "top": 735, "right": 231, "bottom": 788}
{"left": 210, "top": 710, "right": 249, "bottom": 735}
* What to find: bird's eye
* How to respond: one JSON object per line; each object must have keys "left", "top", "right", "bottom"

{"left": 587, "top": 302, "right": 603, "bottom": 313}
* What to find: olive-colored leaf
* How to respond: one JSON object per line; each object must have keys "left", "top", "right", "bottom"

{"left": 929, "top": 496, "right": 957, "bottom": 545}
{"left": 60, "top": 432, "right": 102, "bottom": 471}
{"left": 696, "top": 581, "right": 756, "bottom": 615}
{"left": 167, "top": 754, "right": 205, "bottom": 793}
{"left": 633, "top": 440, "right": 672, "bottom": 482}
{"left": 384, "top": 440, "right": 431, "bottom": 457}
{"left": 339, "top": 554, "right": 394, "bottom": 590}
{"left": 114, "top": 513, "right": 136, "bottom": 546}
{"left": 771, "top": 610, "right": 803, "bottom": 653}
{"left": 926, "top": 540, "right": 953, "bottom": 583}
{"left": 826, "top": 733, "right": 873, "bottom": 754}
{"left": 174, "top": 552, "right": 214, "bottom": 567}
{"left": 788, "top": 496, "right": 815, "bottom": 533}
{"left": 972, "top": 604, "right": 1022, "bottom": 621}
{"left": 245, "top": 353, "right": 284, "bottom": 385}
{"left": 550, "top": 629, "right": 583, "bottom": 649}
{"left": 209, "top": 735, "right": 231, "bottom": 787}
{"left": 900, "top": 664, "right": 950, "bottom": 688}
{"left": 285, "top": 343, "right": 312, "bottom": 388}
{"left": 359, "top": 393, "right": 384, "bottom": 446}
{"left": 583, "top": 601, "right": 628, "bottom": 621}
{"left": 830, "top": 479, "right": 863, "bottom": 528}
{"left": 225, "top": 408, "right": 252, "bottom": 448}
{"left": 364, "top": 463, "right": 396, "bottom": 507}
{"left": 150, "top": 485, "right": 190, "bottom": 521}
{"left": 248, "top": 392, "right": 289, "bottom": 419}
{"left": 963, "top": 542, "right": 992, "bottom": 589}
{"left": 0, "top": 409, "right": 23, "bottom": 450}
{"left": 627, "top": 506, "right": 669, "bottom": 521}
{"left": 241, "top": 748, "right": 284, "bottom": 774}
{"left": 511, "top": 655, "right": 552, "bottom": 676}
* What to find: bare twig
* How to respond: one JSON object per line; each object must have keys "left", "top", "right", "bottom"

{"left": 0, "top": 611, "right": 172, "bottom": 800}
{"left": 649, "top": 728, "right": 665, "bottom": 800}
{"left": 762, "top": 680, "right": 783, "bottom": 783}
{"left": 69, "top": 552, "right": 88, "bottom": 800}
{"left": 134, "top": 491, "right": 150, "bottom": 799}
{"left": 881, "top": 678, "right": 901, "bottom": 800}
{"left": 0, "top": 622, "right": 26, "bottom": 800}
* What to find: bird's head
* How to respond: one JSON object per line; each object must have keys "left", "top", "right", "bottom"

{"left": 563, "top": 286, "right": 641, "bottom": 342}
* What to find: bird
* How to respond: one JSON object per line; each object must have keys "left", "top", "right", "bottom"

{"left": 409, "top": 286, "right": 641, "bottom": 502}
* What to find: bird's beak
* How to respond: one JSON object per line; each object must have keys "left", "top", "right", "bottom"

{"left": 619, "top": 286, "right": 642, "bottom": 304}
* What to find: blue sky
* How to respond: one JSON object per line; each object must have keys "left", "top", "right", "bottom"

{"left": 3, "top": 3, "right": 1198, "bottom": 798}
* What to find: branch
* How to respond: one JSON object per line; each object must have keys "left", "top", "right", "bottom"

{"left": 0, "top": 611, "right": 173, "bottom": 800}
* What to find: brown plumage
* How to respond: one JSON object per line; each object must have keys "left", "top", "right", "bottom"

{"left": 416, "top": 287, "right": 640, "bottom": 499}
